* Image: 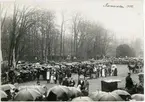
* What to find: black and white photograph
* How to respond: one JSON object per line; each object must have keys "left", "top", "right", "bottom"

{"left": 0, "top": 0, "right": 144, "bottom": 101}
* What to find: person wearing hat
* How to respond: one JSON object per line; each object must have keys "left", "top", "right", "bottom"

{"left": 62, "top": 77, "right": 69, "bottom": 86}
{"left": 58, "top": 70, "right": 63, "bottom": 85}
{"left": 125, "top": 72, "right": 134, "bottom": 90}
{"left": 84, "top": 78, "right": 89, "bottom": 92}
{"left": 137, "top": 73, "right": 144, "bottom": 94}
{"left": 108, "top": 62, "right": 112, "bottom": 76}
{"left": 77, "top": 77, "right": 85, "bottom": 91}
{"left": 111, "top": 64, "right": 117, "bottom": 76}
{"left": 36, "top": 69, "right": 41, "bottom": 82}
{"left": 114, "top": 67, "right": 118, "bottom": 76}
{"left": 69, "top": 77, "right": 75, "bottom": 87}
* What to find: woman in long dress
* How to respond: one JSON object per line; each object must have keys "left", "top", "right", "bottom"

{"left": 98, "top": 63, "right": 102, "bottom": 77}
{"left": 111, "top": 64, "right": 117, "bottom": 76}
{"left": 50, "top": 74, "right": 54, "bottom": 84}
{"left": 102, "top": 64, "right": 107, "bottom": 77}
{"left": 94, "top": 66, "right": 97, "bottom": 78}
{"left": 46, "top": 70, "right": 50, "bottom": 83}
{"left": 102, "top": 68, "right": 105, "bottom": 77}
{"left": 50, "top": 70, "right": 54, "bottom": 84}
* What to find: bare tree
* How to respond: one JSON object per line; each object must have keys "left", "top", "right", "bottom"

{"left": 7, "top": 5, "right": 36, "bottom": 68}
{"left": 34, "top": 10, "right": 56, "bottom": 62}
{"left": 1, "top": 3, "right": 8, "bottom": 62}
{"left": 0, "top": 3, "right": 2, "bottom": 62}
{"left": 71, "top": 13, "right": 82, "bottom": 58}
{"left": 59, "top": 12, "right": 65, "bottom": 58}
{"left": 1, "top": 7, "right": 117, "bottom": 63}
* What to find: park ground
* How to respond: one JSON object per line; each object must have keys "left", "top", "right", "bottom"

{"left": 16, "top": 65, "right": 139, "bottom": 93}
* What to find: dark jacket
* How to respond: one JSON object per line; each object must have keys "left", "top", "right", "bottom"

{"left": 125, "top": 76, "right": 133, "bottom": 89}
{"left": 114, "top": 68, "right": 117, "bottom": 76}
{"left": 69, "top": 80, "right": 75, "bottom": 87}
{"left": 78, "top": 80, "right": 85, "bottom": 90}
{"left": 36, "top": 70, "right": 41, "bottom": 78}
{"left": 62, "top": 79, "right": 69, "bottom": 86}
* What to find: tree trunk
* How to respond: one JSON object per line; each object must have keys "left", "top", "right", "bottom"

{"left": 62, "top": 32, "right": 65, "bottom": 58}
{"left": 12, "top": 48, "right": 16, "bottom": 68}
{"left": 0, "top": 7, "right": 2, "bottom": 63}
{"left": 8, "top": 38, "right": 15, "bottom": 67}
{"left": 60, "top": 23, "right": 63, "bottom": 59}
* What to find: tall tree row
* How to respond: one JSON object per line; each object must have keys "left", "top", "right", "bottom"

{"left": 70, "top": 16, "right": 114, "bottom": 60}
{"left": 1, "top": 5, "right": 118, "bottom": 68}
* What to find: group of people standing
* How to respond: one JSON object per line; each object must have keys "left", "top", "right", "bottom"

{"left": 2, "top": 61, "right": 118, "bottom": 85}
{"left": 95, "top": 62, "right": 118, "bottom": 77}
{"left": 36, "top": 65, "right": 72, "bottom": 85}
{"left": 125, "top": 72, "right": 144, "bottom": 94}
{"left": 128, "top": 60, "right": 143, "bottom": 73}
{"left": 77, "top": 62, "right": 118, "bottom": 79}
{"left": 36, "top": 62, "right": 118, "bottom": 85}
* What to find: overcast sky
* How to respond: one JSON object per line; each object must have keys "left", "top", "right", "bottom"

{"left": 1, "top": 0, "right": 144, "bottom": 42}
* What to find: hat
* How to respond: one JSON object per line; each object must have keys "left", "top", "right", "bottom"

{"left": 138, "top": 73, "right": 144, "bottom": 77}
{"left": 128, "top": 72, "right": 131, "bottom": 74}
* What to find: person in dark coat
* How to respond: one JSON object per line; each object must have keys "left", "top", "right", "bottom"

{"left": 5, "top": 90, "right": 12, "bottom": 100}
{"left": 108, "top": 63, "right": 112, "bottom": 76}
{"left": 89, "top": 65, "right": 93, "bottom": 79}
{"left": 69, "top": 78, "right": 75, "bottom": 87}
{"left": 82, "top": 78, "right": 89, "bottom": 96}
{"left": 66, "top": 68, "right": 71, "bottom": 78}
{"left": 78, "top": 79, "right": 85, "bottom": 90}
{"left": 8, "top": 69, "right": 15, "bottom": 84}
{"left": 97, "top": 67, "right": 100, "bottom": 78}
{"left": 62, "top": 77, "right": 69, "bottom": 86}
{"left": 58, "top": 73, "right": 63, "bottom": 84}
{"left": 114, "top": 68, "right": 117, "bottom": 76}
{"left": 78, "top": 68, "right": 81, "bottom": 78}
{"left": 54, "top": 70, "right": 58, "bottom": 84}
{"left": 125, "top": 73, "right": 134, "bottom": 90}
{"left": 42, "top": 67, "right": 46, "bottom": 80}
{"left": 36, "top": 69, "right": 41, "bottom": 81}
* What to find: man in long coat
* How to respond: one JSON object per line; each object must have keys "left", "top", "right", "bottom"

{"left": 125, "top": 73, "right": 134, "bottom": 90}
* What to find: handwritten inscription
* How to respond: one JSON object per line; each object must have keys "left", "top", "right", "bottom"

{"left": 127, "top": 5, "right": 134, "bottom": 8}
{"left": 103, "top": 3, "right": 133, "bottom": 8}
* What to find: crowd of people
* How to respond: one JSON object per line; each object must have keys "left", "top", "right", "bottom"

{"left": 128, "top": 60, "right": 143, "bottom": 73}
{"left": 1, "top": 58, "right": 143, "bottom": 85}
{"left": 0, "top": 57, "right": 144, "bottom": 101}
{"left": 1, "top": 61, "right": 119, "bottom": 85}
{"left": 1, "top": 75, "right": 90, "bottom": 101}
{"left": 0, "top": 72, "right": 144, "bottom": 101}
